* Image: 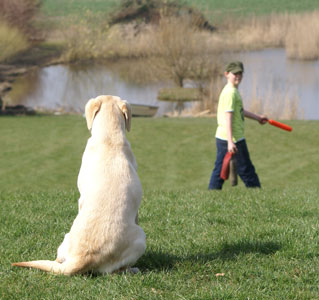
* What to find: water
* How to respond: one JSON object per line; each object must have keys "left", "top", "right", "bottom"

{"left": 8, "top": 63, "right": 175, "bottom": 117}
{"left": 234, "top": 49, "right": 319, "bottom": 119}
{"left": 7, "top": 48, "right": 319, "bottom": 119}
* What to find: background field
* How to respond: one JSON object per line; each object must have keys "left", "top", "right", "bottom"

{"left": 36, "top": 0, "right": 319, "bottom": 62}
{"left": 40, "top": 0, "right": 319, "bottom": 21}
{"left": 1, "top": 116, "right": 319, "bottom": 299}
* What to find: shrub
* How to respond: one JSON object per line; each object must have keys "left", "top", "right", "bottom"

{"left": 109, "top": 0, "right": 215, "bottom": 31}
{"left": 0, "top": 0, "right": 41, "bottom": 37}
{"left": 149, "top": 17, "right": 218, "bottom": 86}
{"left": 0, "top": 21, "right": 29, "bottom": 63}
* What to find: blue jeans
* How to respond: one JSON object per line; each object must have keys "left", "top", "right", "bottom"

{"left": 208, "top": 138, "right": 261, "bottom": 190}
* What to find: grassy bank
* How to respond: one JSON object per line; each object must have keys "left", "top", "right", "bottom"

{"left": 1, "top": 116, "right": 319, "bottom": 299}
{"left": 2, "top": 0, "right": 319, "bottom": 64}
{"left": 37, "top": 3, "right": 319, "bottom": 68}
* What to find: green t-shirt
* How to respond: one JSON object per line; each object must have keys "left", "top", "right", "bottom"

{"left": 215, "top": 83, "right": 245, "bottom": 142}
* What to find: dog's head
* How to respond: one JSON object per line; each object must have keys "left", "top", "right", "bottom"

{"left": 85, "top": 95, "right": 132, "bottom": 133}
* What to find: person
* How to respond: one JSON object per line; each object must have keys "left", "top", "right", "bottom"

{"left": 208, "top": 61, "right": 268, "bottom": 190}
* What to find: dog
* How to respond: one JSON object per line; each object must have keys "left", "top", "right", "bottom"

{"left": 12, "top": 95, "right": 146, "bottom": 275}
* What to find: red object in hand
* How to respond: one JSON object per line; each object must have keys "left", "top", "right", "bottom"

{"left": 268, "top": 119, "right": 292, "bottom": 132}
{"left": 220, "top": 152, "right": 233, "bottom": 180}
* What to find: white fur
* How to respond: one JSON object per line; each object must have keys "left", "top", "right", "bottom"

{"left": 13, "top": 95, "right": 146, "bottom": 275}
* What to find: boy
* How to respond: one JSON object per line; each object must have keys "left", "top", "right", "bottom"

{"left": 208, "top": 61, "right": 268, "bottom": 190}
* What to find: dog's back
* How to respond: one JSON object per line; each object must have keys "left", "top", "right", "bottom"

{"left": 12, "top": 95, "right": 146, "bottom": 275}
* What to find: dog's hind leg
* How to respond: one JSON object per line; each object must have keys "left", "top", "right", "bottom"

{"left": 118, "top": 229, "right": 146, "bottom": 270}
{"left": 96, "top": 228, "right": 146, "bottom": 274}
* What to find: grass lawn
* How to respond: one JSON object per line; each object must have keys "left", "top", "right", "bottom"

{"left": 40, "top": 0, "right": 319, "bottom": 20}
{"left": 185, "top": 0, "right": 319, "bottom": 20}
{"left": 0, "top": 116, "right": 317, "bottom": 191}
{"left": 1, "top": 116, "right": 319, "bottom": 299}
{"left": 41, "top": 0, "right": 119, "bottom": 17}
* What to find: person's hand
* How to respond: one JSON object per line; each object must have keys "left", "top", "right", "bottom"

{"left": 258, "top": 115, "right": 268, "bottom": 125}
{"left": 228, "top": 141, "right": 238, "bottom": 153}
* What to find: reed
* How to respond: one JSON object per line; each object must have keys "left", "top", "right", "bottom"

{"left": 60, "top": 11, "right": 110, "bottom": 62}
{"left": 62, "top": 10, "right": 319, "bottom": 64}
{"left": 285, "top": 11, "right": 319, "bottom": 60}
{"left": 189, "top": 75, "right": 224, "bottom": 115}
{"left": 214, "top": 11, "right": 319, "bottom": 60}
{"left": 62, "top": 20, "right": 156, "bottom": 62}
{"left": 188, "top": 76, "right": 301, "bottom": 120}
{"left": 247, "top": 81, "right": 301, "bottom": 120}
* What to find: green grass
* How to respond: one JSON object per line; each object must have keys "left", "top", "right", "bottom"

{"left": 1, "top": 116, "right": 319, "bottom": 299}
{"left": 1, "top": 116, "right": 317, "bottom": 191}
{"left": 41, "top": 0, "right": 119, "bottom": 17}
{"left": 40, "top": 0, "right": 319, "bottom": 20}
{"left": 184, "top": 0, "right": 319, "bottom": 21}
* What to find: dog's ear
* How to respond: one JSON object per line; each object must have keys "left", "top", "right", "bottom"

{"left": 85, "top": 98, "right": 102, "bottom": 130}
{"left": 118, "top": 101, "right": 131, "bottom": 132}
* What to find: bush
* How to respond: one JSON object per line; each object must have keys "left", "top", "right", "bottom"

{"left": 0, "top": 0, "right": 41, "bottom": 37}
{"left": 109, "top": 0, "right": 215, "bottom": 31}
{"left": 0, "top": 21, "right": 29, "bottom": 63}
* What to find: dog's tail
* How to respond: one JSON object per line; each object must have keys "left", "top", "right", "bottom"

{"left": 12, "top": 259, "right": 87, "bottom": 275}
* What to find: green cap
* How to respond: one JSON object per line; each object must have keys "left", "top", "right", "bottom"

{"left": 225, "top": 61, "right": 244, "bottom": 74}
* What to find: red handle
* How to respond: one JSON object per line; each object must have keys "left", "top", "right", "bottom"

{"left": 268, "top": 119, "right": 292, "bottom": 132}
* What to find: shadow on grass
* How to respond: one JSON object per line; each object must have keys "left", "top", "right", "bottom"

{"left": 137, "top": 240, "right": 282, "bottom": 272}
{"left": 218, "top": 240, "right": 282, "bottom": 259}
{"left": 137, "top": 251, "right": 178, "bottom": 271}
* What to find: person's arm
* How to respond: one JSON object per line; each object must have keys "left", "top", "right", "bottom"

{"left": 225, "top": 111, "right": 237, "bottom": 153}
{"left": 244, "top": 109, "right": 268, "bottom": 124}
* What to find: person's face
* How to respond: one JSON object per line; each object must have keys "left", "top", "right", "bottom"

{"left": 225, "top": 71, "right": 243, "bottom": 87}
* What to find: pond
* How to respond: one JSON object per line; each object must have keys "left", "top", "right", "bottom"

{"left": 7, "top": 48, "right": 319, "bottom": 119}
{"left": 7, "top": 62, "right": 175, "bottom": 117}
{"left": 234, "top": 48, "right": 319, "bottom": 120}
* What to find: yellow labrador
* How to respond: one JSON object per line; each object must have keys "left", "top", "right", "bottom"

{"left": 12, "top": 95, "right": 146, "bottom": 275}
